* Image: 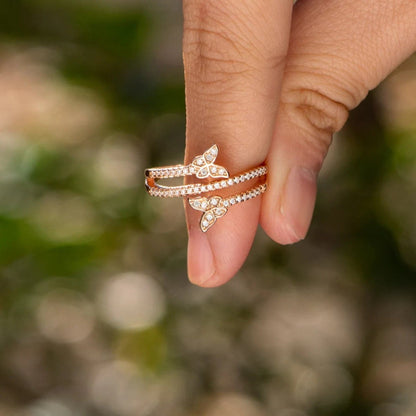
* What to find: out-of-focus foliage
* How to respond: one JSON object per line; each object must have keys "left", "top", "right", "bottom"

{"left": 0, "top": 1, "right": 415, "bottom": 416}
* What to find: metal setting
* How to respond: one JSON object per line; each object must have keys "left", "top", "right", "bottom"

{"left": 144, "top": 144, "right": 267, "bottom": 231}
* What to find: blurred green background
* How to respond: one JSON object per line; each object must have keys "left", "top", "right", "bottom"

{"left": 0, "top": 1, "right": 416, "bottom": 415}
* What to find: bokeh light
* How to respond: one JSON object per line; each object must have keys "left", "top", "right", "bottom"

{"left": 97, "top": 272, "right": 166, "bottom": 331}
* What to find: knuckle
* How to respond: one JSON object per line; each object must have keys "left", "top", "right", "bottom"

{"left": 282, "top": 86, "right": 350, "bottom": 138}
{"left": 183, "top": 0, "right": 285, "bottom": 85}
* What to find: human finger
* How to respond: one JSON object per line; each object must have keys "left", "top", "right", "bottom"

{"left": 261, "top": 0, "right": 416, "bottom": 244}
{"left": 183, "top": 0, "right": 293, "bottom": 286}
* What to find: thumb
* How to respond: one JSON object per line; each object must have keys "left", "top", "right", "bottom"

{"left": 261, "top": 0, "right": 416, "bottom": 244}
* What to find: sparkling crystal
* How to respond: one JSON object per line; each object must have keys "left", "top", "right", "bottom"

{"left": 227, "top": 179, "right": 233, "bottom": 186}
{"left": 206, "top": 213, "right": 213, "bottom": 221}
{"left": 234, "top": 177, "right": 240, "bottom": 184}
{"left": 207, "top": 184, "right": 214, "bottom": 191}
{"left": 202, "top": 220, "right": 209, "bottom": 227}
{"left": 236, "top": 196, "right": 241, "bottom": 202}
{"left": 221, "top": 181, "right": 227, "bottom": 187}
{"left": 223, "top": 200, "right": 229, "bottom": 207}
{"left": 230, "top": 198, "right": 236, "bottom": 205}
{"left": 211, "top": 199, "right": 218, "bottom": 206}
{"left": 214, "top": 183, "right": 220, "bottom": 189}
{"left": 206, "top": 154, "right": 214, "bottom": 162}
{"left": 201, "top": 201, "right": 208, "bottom": 209}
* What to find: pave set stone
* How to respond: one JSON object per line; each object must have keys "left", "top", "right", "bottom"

{"left": 145, "top": 145, "right": 267, "bottom": 232}
{"left": 146, "top": 165, "right": 267, "bottom": 198}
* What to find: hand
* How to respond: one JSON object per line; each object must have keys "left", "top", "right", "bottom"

{"left": 183, "top": 0, "right": 416, "bottom": 287}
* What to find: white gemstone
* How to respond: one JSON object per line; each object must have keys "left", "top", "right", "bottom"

{"left": 227, "top": 179, "right": 233, "bottom": 186}
{"left": 242, "top": 195, "right": 247, "bottom": 201}
{"left": 190, "top": 167, "right": 196, "bottom": 173}
{"left": 197, "top": 159, "right": 203, "bottom": 166}
{"left": 201, "top": 186, "right": 207, "bottom": 192}
{"left": 195, "top": 187, "right": 201, "bottom": 193}
{"left": 200, "top": 168, "right": 208, "bottom": 176}
{"left": 207, "top": 184, "right": 214, "bottom": 191}
{"left": 211, "top": 199, "right": 218, "bottom": 206}
{"left": 206, "top": 154, "right": 214, "bottom": 162}
{"left": 214, "top": 183, "right": 221, "bottom": 189}
{"left": 206, "top": 213, "right": 213, "bottom": 221}
{"left": 223, "top": 200, "right": 229, "bottom": 207}
{"left": 234, "top": 177, "right": 240, "bottom": 184}
{"left": 201, "top": 201, "right": 208, "bottom": 209}
{"left": 211, "top": 165, "right": 216, "bottom": 172}
{"left": 221, "top": 181, "right": 227, "bottom": 187}
{"left": 194, "top": 201, "right": 201, "bottom": 207}
{"left": 202, "top": 220, "right": 209, "bottom": 227}
{"left": 230, "top": 198, "right": 236, "bottom": 205}
{"left": 236, "top": 196, "right": 241, "bottom": 202}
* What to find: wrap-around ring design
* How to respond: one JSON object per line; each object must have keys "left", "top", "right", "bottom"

{"left": 145, "top": 145, "right": 267, "bottom": 232}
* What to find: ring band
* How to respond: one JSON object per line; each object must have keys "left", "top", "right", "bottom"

{"left": 189, "top": 183, "right": 267, "bottom": 232}
{"left": 144, "top": 144, "right": 267, "bottom": 231}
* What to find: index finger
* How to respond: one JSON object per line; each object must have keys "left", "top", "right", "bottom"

{"left": 183, "top": 0, "right": 293, "bottom": 286}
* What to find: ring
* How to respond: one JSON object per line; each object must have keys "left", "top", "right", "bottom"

{"left": 144, "top": 145, "right": 267, "bottom": 232}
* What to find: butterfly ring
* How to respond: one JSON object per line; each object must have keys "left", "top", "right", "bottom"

{"left": 144, "top": 145, "right": 267, "bottom": 231}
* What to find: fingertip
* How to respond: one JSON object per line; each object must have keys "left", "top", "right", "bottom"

{"left": 261, "top": 165, "right": 317, "bottom": 245}
{"left": 187, "top": 227, "right": 216, "bottom": 286}
{"left": 186, "top": 200, "right": 261, "bottom": 288}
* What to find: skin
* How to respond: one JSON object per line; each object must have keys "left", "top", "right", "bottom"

{"left": 182, "top": 0, "right": 416, "bottom": 287}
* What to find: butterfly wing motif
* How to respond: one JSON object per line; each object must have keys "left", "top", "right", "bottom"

{"left": 188, "top": 197, "right": 209, "bottom": 212}
{"left": 189, "top": 195, "right": 228, "bottom": 232}
{"left": 191, "top": 145, "right": 229, "bottom": 179}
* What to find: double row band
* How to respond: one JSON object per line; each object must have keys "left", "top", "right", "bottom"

{"left": 144, "top": 145, "right": 267, "bottom": 232}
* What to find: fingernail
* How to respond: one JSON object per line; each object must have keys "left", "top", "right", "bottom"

{"left": 187, "top": 227, "right": 216, "bottom": 286}
{"left": 281, "top": 166, "right": 317, "bottom": 241}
